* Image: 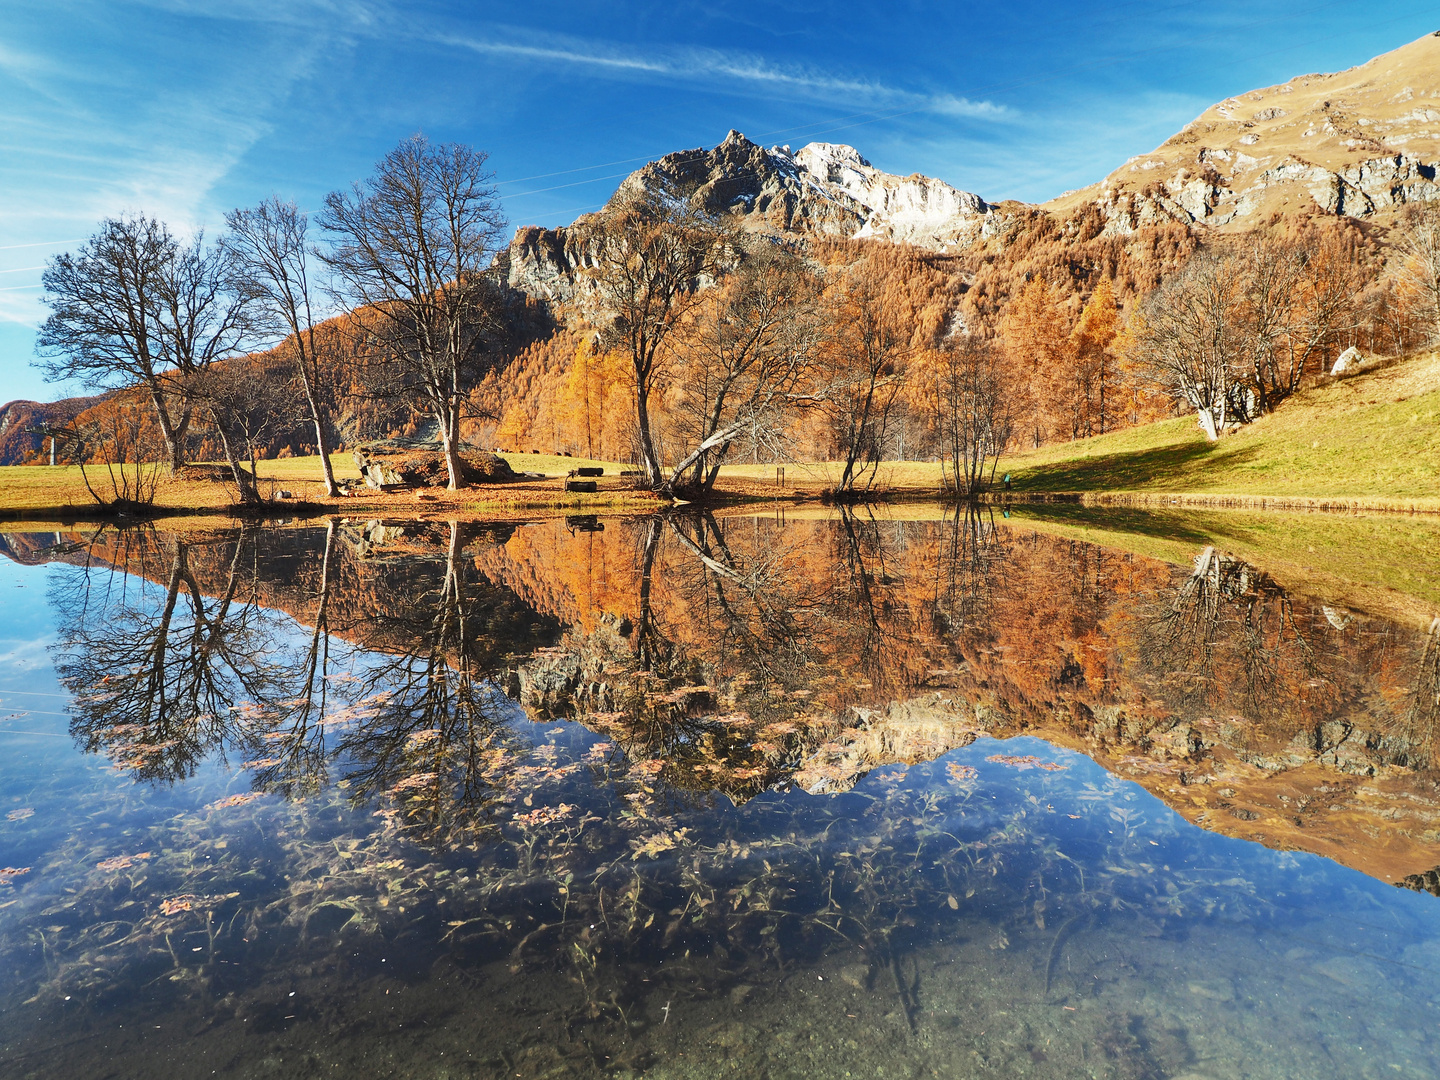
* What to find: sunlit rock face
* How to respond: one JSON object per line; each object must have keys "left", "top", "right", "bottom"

{"left": 496, "top": 130, "right": 993, "bottom": 306}
{"left": 793, "top": 141, "right": 990, "bottom": 248}
{"left": 1050, "top": 30, "right": 1440, "bottom": 233}
{"left": 616, "top": 130, "right": 992, "bottom": 251}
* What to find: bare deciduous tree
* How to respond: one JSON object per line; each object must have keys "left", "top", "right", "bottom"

{"left": 914, "top": 335, "right": 1015, "bottom": 497}
{"left": 578, "top": 186, "right": 726, "bottom": 489}
{"left": 820, "top": 262, "right": 910, "bottom": 496}
{"left": 68, "top": 399, "right": 167, "bottom": 510}
{"left": 1128, "top": 233, "right": 1362, "bottom": 438}
{"left": 663, "top": 239, "right": 822, "bottom": 497}
{"left": 1236, "top": 231, "right": 1361, "bottom": 413}
{"left": 225, "top": 197, "right": 341, "bottom": 496}
{"left": 36, "top": 216, "right": 193, "bottom": 471}
{"left": 1125, "top": 251, "right": 1243, "bottom": 441}
{"left": 319, "top": 135, "right": 509, "bottom": 490}
{"left": 1399, "top": 201, "right": 1440, "bottom": 344}
{"left": 152, "top": 235, "right": 261, "bottom": 501}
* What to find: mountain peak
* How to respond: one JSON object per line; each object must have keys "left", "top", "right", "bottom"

{"left": 605, "top": 131, "right": 989, "bottom": 251}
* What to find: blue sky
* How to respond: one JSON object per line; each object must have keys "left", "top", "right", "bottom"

{"left": 2, "top": 0, "right": 1436, "bottom": 402}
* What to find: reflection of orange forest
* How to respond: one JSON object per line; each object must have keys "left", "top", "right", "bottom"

{"left": 13, "top": 514, "right": 1440, "bottom": 890}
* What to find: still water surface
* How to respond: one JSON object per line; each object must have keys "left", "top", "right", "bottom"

{"left": 0, "top": 511, "right": 1438, "bottom": 1079}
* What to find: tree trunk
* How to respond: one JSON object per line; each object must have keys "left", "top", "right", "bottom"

{"left": 210, "top": 413, "right": 260, "bottom": 502}
{"left": 438, "top": 405, "right": 465, "bottom": 490}
{"left": 146, "top": 383, "right": 186, "bottom": 473}
{"left": 297, "top": 362, "right": 339, "bottom": 497}
{"left": 1196, "top": 405, "right": 1220, "bottom": 442}
{"left": 635, "top": 390, "right": 663, "bottom": 489}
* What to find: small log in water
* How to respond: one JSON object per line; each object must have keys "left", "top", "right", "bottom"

{"left": 1044, "top": 911, "right": 1093, "bottom": 999}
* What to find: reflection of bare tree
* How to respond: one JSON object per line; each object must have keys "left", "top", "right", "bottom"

{"left": 833, "top": 506, "right": 912, "bottom": 696}
{"left": 243, "top": 520, "right": 342, "bottom": 798}
{"left": 331, "top": 520, "right": 529, "bottom": 848}
{"left": 1140, "top": 547, "right": 1235, "bottom": 715}
{"left": 1137, "top": 547, "right": 1362, "bottom": 740}
{"left": 54, "top": 526, "right": 280, "bottom": 782}
{"left": 631, "top": 516, "right": 675, "bottom": 677}
{"left": 589, "top": 512, "right": 820, "bottom": 786}
{"left": 664, "top": 511, "right": 814, "bottom": 689}
{"left": 51, "top": 520, "right": 556, "bottom": 849}
{"left": 931, "top": 503, "right": 1007, "bottom": 638}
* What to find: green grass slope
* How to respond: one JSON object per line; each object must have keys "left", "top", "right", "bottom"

{"left": 1004, "top": 351, "right": 1440, "bottom": 504}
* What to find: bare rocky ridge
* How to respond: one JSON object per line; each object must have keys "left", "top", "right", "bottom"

{"left": 1047, "top": 31, "right": 1440, "bottom": 232}
{"left": 495, "top": 31, "right": 1440, "bottom": 313}
{"left": 611, "top": 131, "right": 996, "bottom": 249}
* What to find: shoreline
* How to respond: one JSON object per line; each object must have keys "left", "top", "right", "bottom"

{"left": 2, "top": 483, "right": 1437, "bottom": 524}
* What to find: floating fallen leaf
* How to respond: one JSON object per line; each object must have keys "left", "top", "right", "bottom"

{"left": 946, "top": 763, "right": 978, "bottom": 784}
{"left": 207, "top": 793, "right": 263, "bottom": 810}
{"left": 96, "top": 853, "right": 152, "bottom": 872}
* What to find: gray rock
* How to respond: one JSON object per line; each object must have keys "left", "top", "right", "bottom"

{"left": 1331, "top": 346, "right": 1363, "bottom": 375}
{"left": 351, "top": 441, "right": 518, "bottom": 489}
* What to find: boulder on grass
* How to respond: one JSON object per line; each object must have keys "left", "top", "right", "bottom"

{"left": 353, "top": 440, "right": 519, "bottom": 489}
{"left": 1331, "top": 346, "right": 1362, "bottom": 375}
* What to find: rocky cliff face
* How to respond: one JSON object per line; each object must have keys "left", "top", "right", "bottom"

{"left": 614, "top": 130, "right": 994, "bottom": 249}
{"left": 1049, "top": 31, "right": 1440, "bottom": 233}
{"left": 496, "top": 130, "right": 995, "bottom": 306}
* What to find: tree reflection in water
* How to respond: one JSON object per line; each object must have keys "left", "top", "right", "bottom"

{"left": 50, "top": 519, "right": 563, "bottom": 849}
{"left": 56, "top": 525, "right": 286, "bottom": 783}
{"left": 45, "top": 512, "right": 1440, "bottom": 846}
{"left": 8, "top": 510, "right": 1440, "bottom": 1074}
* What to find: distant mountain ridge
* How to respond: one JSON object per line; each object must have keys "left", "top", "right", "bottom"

{"left": 498, "top": 33, "right": 1440, "bottom": 306}
{"left": 497, "top": 128, "right": 1000, "bottom": 304}
{"left": 499, "top": 31, "right": 1440, "bottom": 307}
{"left": 1047, "top": 31, "right": 1440, "bottom": 231}
{"left": 617, "top": 130, "right": 997, "bottom": 249}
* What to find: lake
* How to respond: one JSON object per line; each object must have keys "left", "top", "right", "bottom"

{"left": 1, "top": 508, "right": 1438, "bottom": 1079}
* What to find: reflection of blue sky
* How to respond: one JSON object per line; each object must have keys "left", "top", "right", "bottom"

{"left": 2, "top": 1, "right": 1438, "bottom": 399}
{"left": 0, "top": 554, "right": 64, "bottom": 715}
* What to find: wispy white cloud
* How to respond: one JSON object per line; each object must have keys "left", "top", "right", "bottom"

{"left": 0, "top": 1, "right": 343, "bottom": 383}
{"left": 438, "top": 30, "right": 1010, "bottom": 122}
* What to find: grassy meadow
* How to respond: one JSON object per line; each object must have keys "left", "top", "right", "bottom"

{"left": 0, "top": 349, "right": 1436, "bottom": 517}
{"left": 1000, "top": 351, "right": 1440, "bottom": 507}
{"left": 0, "top": 451, "right": 657, "bottom": 518}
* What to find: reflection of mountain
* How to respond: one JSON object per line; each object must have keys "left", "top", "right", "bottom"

{"left": 466, "top": 512, "right": 1440, "bottom": 889}
{"left": 5, "top": 512, "right": 1440, "bottom": 889}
